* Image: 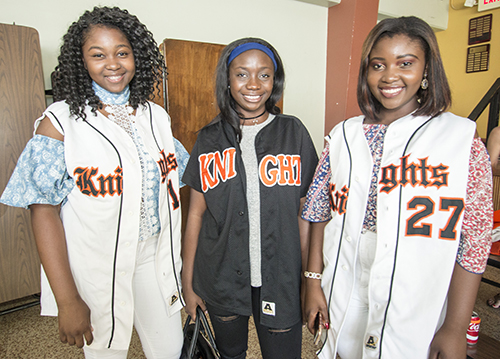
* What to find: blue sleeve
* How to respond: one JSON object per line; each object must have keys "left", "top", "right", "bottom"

{"left": 173, "top": 137, "right": 190, "bottom": 188}
{"left": 0, "top": 135, "right": 74, "bottom": 209}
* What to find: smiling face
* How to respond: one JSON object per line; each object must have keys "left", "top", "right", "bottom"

{"left": 367, "top": 34, "right": 426, "bottom": 124}
{"left": 229, "top": 49, "right": 274, "bottom": 119}
{"left": 82, "top": 25, "right": 135, "bottom": 94}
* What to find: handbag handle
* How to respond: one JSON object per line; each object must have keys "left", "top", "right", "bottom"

{"left": 196, "top": 306, "right": 219, "bottom": 357}
{"left": 183, "top": 309, "right": 201, "bottom": 358}
{"left": 183, "top": 306, "right": 220, "bottom": 359}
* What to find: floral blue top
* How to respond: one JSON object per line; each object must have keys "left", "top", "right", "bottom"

{"left": 0, "top": 135, "right": 72, "bottom": 208}
{"left": 0, "top": 135, "right": 189, "bottom": 210}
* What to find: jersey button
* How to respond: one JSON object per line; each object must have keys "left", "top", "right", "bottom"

{"left": 238, "top": 211, "right": 244, "bottom": 216}
{"left": 236, "top": 270, "right": 242, "bottom": 275}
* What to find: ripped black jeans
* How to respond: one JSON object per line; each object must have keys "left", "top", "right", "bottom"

{"left": 205, "top": 287, "right": 302, "bottom": 359}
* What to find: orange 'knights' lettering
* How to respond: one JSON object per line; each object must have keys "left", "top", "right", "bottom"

{"left": 260, "top": 154, "right": 301, "bottom": 187}
{"left": 157, "top": 149, "right": 178, "bottom": 184}
{"left": 329, "top": 183, "right": 349, "bottom": 215}
{"left": 74, "top": 166, "right": 123, "bottom": 197}
{"left": 380, "top": 155, "right": 449, "bottom": 193}
{"left": 199, "top": 148, "right": 237, "bottom": 192}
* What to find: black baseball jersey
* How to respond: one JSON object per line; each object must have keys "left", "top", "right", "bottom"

{"left": 183, "top": 114, "right": 318, "bottom": 327}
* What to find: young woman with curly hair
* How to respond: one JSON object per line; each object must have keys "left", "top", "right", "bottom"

{"left": 1, "top": 6, "right": 188, "bottom": 359}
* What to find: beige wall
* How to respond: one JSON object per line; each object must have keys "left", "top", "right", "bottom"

{"left": 1, "top": 0, "right": 328, "bottom": 152}
{"left": 378, "top": 0, "right": 449, "bottom": 31}
{"left": 8, "top": 1, "right": 495, "bottom": 148}
{"left": 436, "top": 5, "right": 500, "bottom": 138}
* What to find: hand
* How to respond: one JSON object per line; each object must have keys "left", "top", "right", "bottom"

{"left": 305, "top": 281, "right": 329, "bottom": 335}
{"left": 57, "top": 296, "right": 93, "bottom": 348}
{"left": 428, "top": 325, "right": 467, "bottom": 359}
{"left": 183, "top": 287, "right": 206, "bottom": 321}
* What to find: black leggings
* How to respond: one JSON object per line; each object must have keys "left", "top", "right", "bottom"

{"left": 205, "top": 287, "right": 302, "bottom": 359}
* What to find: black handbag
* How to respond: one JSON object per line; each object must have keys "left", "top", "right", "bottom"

{"left": 180, "top": 306, "right": 220, "bottom": 359}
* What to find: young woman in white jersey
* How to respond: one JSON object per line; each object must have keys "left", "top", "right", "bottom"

{"left": 1, "top": 6, "right": 188, "bottom": 358}
{"left": 303, "top": 16, "right": 492, "bottom": 359}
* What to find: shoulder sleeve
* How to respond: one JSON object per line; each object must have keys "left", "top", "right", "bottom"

{"left": 182, "top": 136, "right": 203, "bottom": 192}
{"left": 173, "top": 137, "right": 189, "bottom": 188}
{"left": 298, "top": 119, "right": 319, "bottom": 198}
{"left": 0, "top": 135, "right": 74, "bottom": 209}
{"left": 35, "top": 101, "right": 73, "bottom": 136}
{"left": 457, "top": 137, "right": 493, "bottom": 273}
{"left": 148, "top": 101, "right": 172, "bottom": 124}
{"left": 301, "top": 143, "right": 332, "bottom": 222}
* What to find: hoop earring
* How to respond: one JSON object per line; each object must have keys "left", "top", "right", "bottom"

{"left": 421, "top": 72, "right": 428, "bottom": 90}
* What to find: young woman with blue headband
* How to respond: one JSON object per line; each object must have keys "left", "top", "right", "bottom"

{"left": 181, "top": 37, "right": 318, "bottom": 359}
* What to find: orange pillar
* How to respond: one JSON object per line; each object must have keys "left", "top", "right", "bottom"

{"left": 324, "top": 0, "right": 379, "bottom": 135}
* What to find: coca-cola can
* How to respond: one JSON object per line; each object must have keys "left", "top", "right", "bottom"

{"left": 466, "top": 312, "right": 481, "bottom": 345}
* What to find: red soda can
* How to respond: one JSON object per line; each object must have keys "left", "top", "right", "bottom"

{"left": 466, "top": 312, "right": 481, "bottom": 345}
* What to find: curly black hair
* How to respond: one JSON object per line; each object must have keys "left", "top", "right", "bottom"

{"left": 52, "top": 6, "right": 165, "bottom": 119}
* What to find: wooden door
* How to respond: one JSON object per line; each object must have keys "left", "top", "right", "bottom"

{"left": 160, "top": 39, "right": 225, "bottom": 152}
{"left": 0, "top": 24, "right": 45, "bottom": 303}
{"left": 158, "top": 39, "right": 226, "bottom": 232}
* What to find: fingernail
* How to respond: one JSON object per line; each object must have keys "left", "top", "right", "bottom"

{"left": 324, "top": 322, "right": 330, "bottom": 329}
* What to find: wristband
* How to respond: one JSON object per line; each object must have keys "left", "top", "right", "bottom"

{"left": 304, "top": 271, "right": 322, "bottom": 280}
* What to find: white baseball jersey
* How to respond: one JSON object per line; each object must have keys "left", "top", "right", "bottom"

{"left": 38, "top": 101, "right": 183, "bottom": 350}
{"left": 320, "top": 112, "right": 475, "bottom": 358}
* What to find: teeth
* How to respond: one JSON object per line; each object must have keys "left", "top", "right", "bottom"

{"left": 107, "top": 76, "right": 122, "bottom": 81}
{"left": 244, "top": 95, "right": 260, "bottom": 100}
{"left": 381, "top": 87, "right": 402, "bottom": 94}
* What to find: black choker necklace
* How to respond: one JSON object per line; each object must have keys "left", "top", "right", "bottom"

{"left": 239, "top": 110, "right": 266, "bottom": 121}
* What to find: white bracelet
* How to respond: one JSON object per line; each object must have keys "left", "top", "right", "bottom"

{"left": 304, "top": 271, "right": 322, "bottom": 280}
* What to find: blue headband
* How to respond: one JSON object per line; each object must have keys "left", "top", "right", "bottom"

{"left": 227, "top": 42, "right": 278, "bottom": 71}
